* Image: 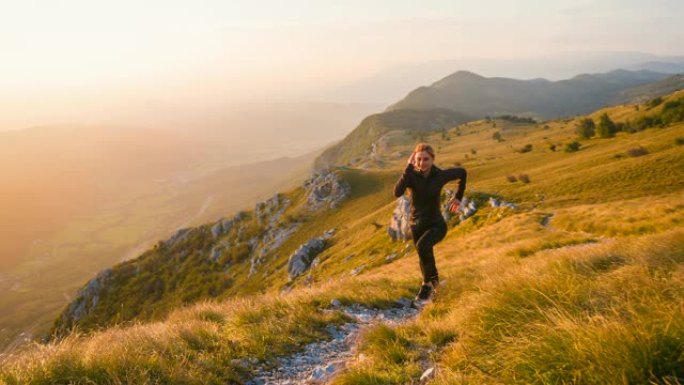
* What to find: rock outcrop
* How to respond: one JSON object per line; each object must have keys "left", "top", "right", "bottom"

{"left": 53, "top": 267, "right": 113, "bottom": 336}
{"left": 441, "top": 189, "right": 477, "bottom": 223}
{"left": 388, "top": 195, "right": 411, "bottom": 240}
{"left": 287, "top": 229, "right": 335, "bottom": 280}
{"left": 458, "top": 196, "right": 477, "bottom": 221}
{"left": 488, "top": 196, "right": 517, "bottom": 209}
{"left": 247, "top": 193, "right": 297, "bottom": 276}
{"left": 254, "top": 193, "right": 289, "bottom": 226}
{"left": 304, "top": 170, "right": 350, "bottom": 210}
{"left": 209, "top": 211, "right": 245, "bottom": 239}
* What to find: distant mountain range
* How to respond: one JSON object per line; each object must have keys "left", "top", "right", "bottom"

{"left": 314, "top": 69, "right": 684, "bottom": 169}
{"left": 387, "top": 69, "right": 683, "bottom": 119}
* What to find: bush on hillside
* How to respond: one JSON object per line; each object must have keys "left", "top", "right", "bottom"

{"left": 626, "top": 146, "right": 649, "bottom": 157}
{"left": 597, "top": 113, "right": 617, "bottom": 138}
{"left": 516, "top": 144, "right": 533, "bottom": 153}
{"left": 647, "top": 96, "right": 663, "bottom": 108}
{"left": 565, "top": 141, "right": 581, "bottom": 152}
{"left": 576, "top": 118, "right": 596, "bottom": 139}
{"left": 497, "top": 115, "right": 538, "bottom": 124}
{"left": 633, "top": 97, "right": 684, "bottom": 131}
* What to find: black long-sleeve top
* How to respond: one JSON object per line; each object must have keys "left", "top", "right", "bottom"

{"left": 394, "top": 163, "right": 467, "bottom": 222}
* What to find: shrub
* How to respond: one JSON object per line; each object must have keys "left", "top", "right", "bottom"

{"left": 632, "top": 97, "right": 684, "bottom": 131}
{"left": 517, "top": 144, "right": 533, "bottom": 153}
{"left": 647, "top": 96, "right": 663, "bottom": 108}
{"left": 565, "top": 141, "right": 581, "bottom": 152}
{"left": 634, "top": 115, "right": 662, "bottom": 130}
{"left": 497, "top": 115, "right": 537, "bottom": 124}
{"left": 676, "top": 137, "right": 684, "bottom": 146}
{"left": 506, "top": 175, "right": 518, "bottom": 183}
{"left": 661, "top": 98, "right": 684, "bottom": 124}
{"left": 621, "top": 119, "right": 639, "bottom": 133}
{"left": 597, "top": 113, "right": 617, "bottom": 138}
{"left": 549, "top": 144, "right": 557, "bottom": 152}
{"left": 518, "top": 174, "right": 531, "bottom": 183}
{"left": 230, "top": 243, "right": 251, "bottom": 264}
{"left": 576, "top": 118, "right": 595, "bottom": 139}
{"left": 626, "top": 146, "right": 649, "bottom": 157}
{"left": 492, "top": 131, "right": 503, "bottom": 142}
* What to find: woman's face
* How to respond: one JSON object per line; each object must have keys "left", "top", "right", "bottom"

{"left": 414, "top": 150, "right": 434, "bottom": 172}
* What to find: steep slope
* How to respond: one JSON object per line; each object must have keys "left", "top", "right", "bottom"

{"left": 2, "top": 91, "right": 683, "bottom": 384}
{"left": 313, "top": 108, "right": 471, "bottom": 170}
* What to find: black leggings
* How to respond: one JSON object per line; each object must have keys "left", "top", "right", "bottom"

{"left": 410, "top": 218, "right": 447, "bottom": 285}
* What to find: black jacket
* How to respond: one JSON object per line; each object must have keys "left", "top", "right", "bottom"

{"left": 394, "top": 163, "right": 467, "bottom": 222}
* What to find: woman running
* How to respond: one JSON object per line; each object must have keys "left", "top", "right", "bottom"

{"left": 393, "top": 143, "right": 467, "bottom": 301}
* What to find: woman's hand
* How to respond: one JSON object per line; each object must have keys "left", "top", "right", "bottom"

{"left": 447, "top": 197, "right": 461, "bottom": 213}
{"left": 407, "top": 151, "right": 415, "bottom": 166}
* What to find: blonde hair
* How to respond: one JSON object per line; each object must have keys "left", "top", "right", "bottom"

{"left": 414, "top": 143, "right": 435, "bottom": 159}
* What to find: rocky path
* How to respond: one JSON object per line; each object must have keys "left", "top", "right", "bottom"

{"left": 245, "top": 298, "right": 422, "bottom": 385}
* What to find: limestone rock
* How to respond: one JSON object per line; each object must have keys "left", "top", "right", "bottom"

{"left": 286, "top": 229, "right": 335, "bottom": 280}
{"left": 488, "top": 196, "right": 517, "bottom": 209}
{"left": 388, "top": 195, "right": 412, "bottom": 240}
{"left": 441, "top": 191, "right": 476, "bottom": 223}
{"left": 304, "top": 169, "right": 350, "bottom": 210}
{"left": 420, "top": 367, "right": 435, "bottom": 382}
{"left": 459, "top": 197, "right": 477, "bottom": 221}
{"left": 254, "top": 193, "right": 290, "bottom": 226}
{"left": 63, "top": 268, "right": 113, "bottom": 322}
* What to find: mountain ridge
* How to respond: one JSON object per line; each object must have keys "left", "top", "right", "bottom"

{"left": 387, "top": 68, "right": 680, "bottom": 119}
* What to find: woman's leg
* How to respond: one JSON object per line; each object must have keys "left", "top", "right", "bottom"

{"left": 413, "top": 221, "right": 447, "bottom": 286}
{"left": 410, "top": 224, "right": 428, "bottom": 283}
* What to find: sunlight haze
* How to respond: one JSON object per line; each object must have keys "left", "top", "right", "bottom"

{"left": 1, "top": 0, "right": 682, "bottom": 131}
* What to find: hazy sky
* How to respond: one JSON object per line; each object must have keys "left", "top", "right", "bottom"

{"left": 1, "top": 0, "right": 682, "bottom": 130}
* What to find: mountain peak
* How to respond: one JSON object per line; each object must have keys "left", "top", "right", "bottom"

{"left": 432, "top": 70, "right": 485, "bottom": 88}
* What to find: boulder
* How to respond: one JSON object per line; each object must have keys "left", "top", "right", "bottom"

{"left": 286, "top": 229, "right": 335, "bottom": 280}
{"left": 388, "top": 195, "right": 411, "bottom": 240}
{"left": 287, "top": 238, "right": 326, "bottom": 279}
{"left": 488, "top": 196, "right": 517, "bottom": 209}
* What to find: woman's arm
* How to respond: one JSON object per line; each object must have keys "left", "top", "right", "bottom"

{"left": 443, "top": 167, "right": 467, "bottom": 201}
{"left": 394, "top": 163, "right": 414, "bottom": 197}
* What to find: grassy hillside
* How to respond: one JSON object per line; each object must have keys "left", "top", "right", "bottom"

{"left": 1, "top": 91, "right": 683, "bottom": 384}
{"left": 314, "top": 70, "right": 684, "bottom": 171}
{"left": 313, "top": 108, "right": 471, "bottom": 170}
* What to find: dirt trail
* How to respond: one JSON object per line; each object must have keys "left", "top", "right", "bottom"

{"left": 245, "top": 299, "right": 422, "bottom": 384}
